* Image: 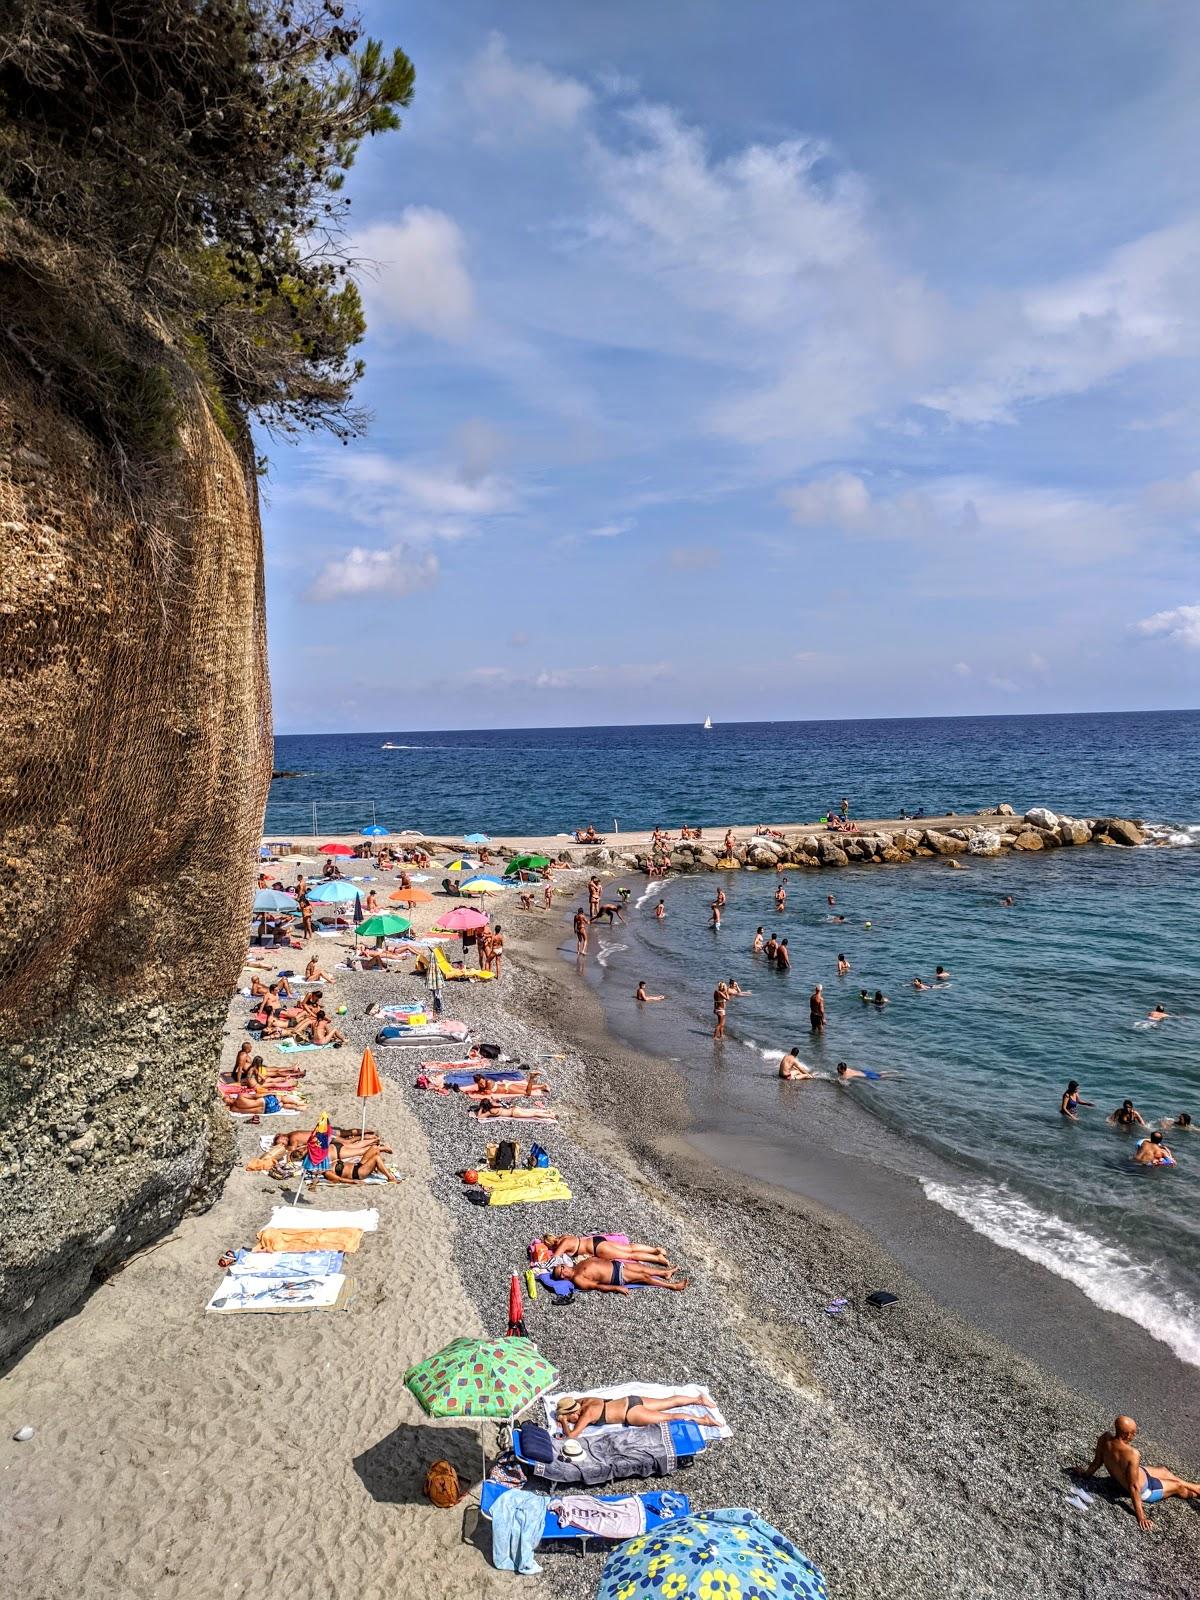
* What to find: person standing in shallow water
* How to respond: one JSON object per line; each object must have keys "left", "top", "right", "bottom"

{"left": 573, "top": 908, "right": 588, "bottom": 956}
{"left": 752, "top": 926, "right": 764, "bottom": 952}
{"left": 1060, "top": 1081, "right": 1094, "bottom": 1120}
{"left": 810, "top": 983, "right": 825, "bottom": 1031}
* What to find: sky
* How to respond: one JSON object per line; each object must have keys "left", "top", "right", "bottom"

{"left": 262, "top": 0, "right": 1200, "bottom": 732}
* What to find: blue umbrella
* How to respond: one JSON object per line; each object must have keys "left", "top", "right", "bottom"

{"left": 253, "top": 889, "right": 298, "bottom": 913}
{"left": 464, "top": 832, "right": 491, "bottom": 844}
{"left": 307, "top": 880, "right": 361, "bottom": 905}
{"left": 362, "top": 825, "right": 390, "bottom": 836}
{"left": 597, "top": 1508, "right": 828, "bottom": 1600}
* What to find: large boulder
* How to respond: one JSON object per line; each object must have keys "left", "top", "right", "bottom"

{"left": 923, "top": 829, "right": 967, "bottom": 855}
{"left": 1100, "top": 818, "right": 1144, "bottom": 847}
{"left": 695, "top": 848, "right": 719, "bottom": 870}
{"left": 817, "top": 840, "right": 848, "bottom": 867}
{"left": 1012, "top": 830, "right": 1044, "bottom": 851}
{"left": 1025, "top": 807, "right": 1058, "bottom": 830}
{"left": 967, "top": 830, "right": 1003, "bottom": 856}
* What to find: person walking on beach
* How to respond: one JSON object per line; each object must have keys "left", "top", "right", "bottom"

{"left": 488, "top": 924, "right": 505, "bottom": 978}
{"left": 810, "top": 983, "right": 826, "bottom": 1031}
{"left": 573, "top": 908, "right": 588, "bottom": 956}
{"left": 1060, "top": 1081, "right": 1094, "bottom": 1120}
{"left": 1074, "top": 1416, "right": 1200, "bottom": 1530}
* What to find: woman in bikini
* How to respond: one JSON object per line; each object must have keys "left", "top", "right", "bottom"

{"left": 542, "top": 1234, "right": 672, "bottom": 1268}
{"left": 555, "top": 1391, "right": 721, "bottom": 1438}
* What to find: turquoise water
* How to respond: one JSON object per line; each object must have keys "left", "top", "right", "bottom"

{"left": 588, "top": 841, "right": 1200, "bottom": 1367}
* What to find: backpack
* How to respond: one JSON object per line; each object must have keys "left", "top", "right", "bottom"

{"left": 479, "top": 1042, "right": 502, "bottom": 1060}
{"left": 422, "top": 1459, "right": 462, "bottom": 1508}
{"left": 493, "top": 1140, "right": 517, "bottom": 1171}
{"left": 527, "top": 1142, "right": 549, "bottom": 1169}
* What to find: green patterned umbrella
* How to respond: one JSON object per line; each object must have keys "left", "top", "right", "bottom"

{"left": 597, "top": 1508, "right": 829, "bottom": 1600}
{"left": 403, "top": 1336, "right": 558, "bottom": 1420}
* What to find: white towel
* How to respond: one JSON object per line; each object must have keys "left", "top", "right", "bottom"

{"left": 267, "top": 1206, "right": 379, "bottom": 1232}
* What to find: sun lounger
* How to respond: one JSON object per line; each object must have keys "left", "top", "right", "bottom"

{"left": 541, "top": 1385, "right": 731, "bottom": 1442}
{"left": 508, "top": 1420, "right": 706, "bottom": 1485}
{"left": 479, "top": 1483, "right": 691, "bottom": 1548}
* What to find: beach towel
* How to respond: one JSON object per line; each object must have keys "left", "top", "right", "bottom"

{"left": 550, "top": 1494, "right": 646, "bottom": 1539}
{"left": 231, "top": 1249, "right": 343, "bottom": 1278}
{"left": 255, "top": 1227, "right": 364, "bottom": 1253}
{"left": 489, "top": 1488, "right": 547, "bottom": 1575}
{"left": 473, "top": 1109, "right": 558, "bottom": 1123}
{"left": 474, "top": 1169, "right": 572, "bottom": 1206}
{"left": 206, "top": 1272, "right": 349, "bottom": 1314}
{"left": 542, "top": 1384, "right": 731, "bottom": 1442}
{"left": 276, "top": 1039, "right": 334, "bottom": 1053}
{"left": 267, "top": 1205, "right": 379, "bottom": 1232}
{"left": 229, "top": 1108, "right": 300, "bottom": 1121}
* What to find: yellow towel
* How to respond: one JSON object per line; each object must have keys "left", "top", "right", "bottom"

{"left": 435, "top": 945, "right": 494, "bottom": 981}
{"left": 474, "top": 1168, "right": 572, "bottom": 1205}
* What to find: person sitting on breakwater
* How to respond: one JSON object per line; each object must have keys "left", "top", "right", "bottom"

{"left": 779, "top": 1047, "right": 814, "bottom": 1080}
{"left": 556, "top": 1392, "right": 721, "bottom": 1438}
{"left": 1133, "top": 1131, "right": 1175, "bottom": 1166}
{"left": 1147, "top": 1003, "right": 1170, "bottom": 1022}
{"left": 635, "top": 981, "right": 665, "bottom": 1003}
{"left": 837, "top": 1061, "right": 899, "bottom": 1082}
{"left": 1060, "top": 1081, "right": 1095, "bottom": 1120}
{"left": 1110, "top": 1100, "right": 1147, "bottom": 1127}
{"left": 1073, "top": 1415, "right": 1200, "bottom": 1530}
{"left": 552, "top": 1258, "right": 689, "bottom": 1294}
{"left": 543, "top": 1234, "right": 673, "bottom": 1268}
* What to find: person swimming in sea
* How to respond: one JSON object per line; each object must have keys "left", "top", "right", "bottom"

{"left": 635, "top": 981, "right": 665, "bottom": 1003}
{"left": 837, "top": 952, "right": 850, "bottom": 974}
{"left": 1133, "top": 1131, "right": 1175, "bottom": 1166}
{"left": 1109, "top": 1099, "right": 1147, "bottom": 1127}
{"left": 1060, "top": 1080, "right": 1095, "bottom": 1120}
{"left": 935, "top": 965, "right": 950, "bottom": 981}
{"left": 912, "top": 977, "right": 932, "bottom": 990}
{"left": 836, "top": 1061, "right": 899, "bottom": 1082}
{"left": 1000, "top": 895, "right": 1015, "bottom": 907}
{"left": 873, "top": 989, "right": 889, "bottom": 1007}
{"left": 831, "top": 914, "right": 847, "bottom": 923}
{"left": 1146, "top": 1003, "right": 1170, "bottom": 1022}
{"left": 1160, "top": 1112, "right": 1194, "bottom": 1132}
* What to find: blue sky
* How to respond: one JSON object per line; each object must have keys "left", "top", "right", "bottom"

{"left": 263, "top": 0, "right": 1200, "bottom": 731}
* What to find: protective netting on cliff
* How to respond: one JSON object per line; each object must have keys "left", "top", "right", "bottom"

{"left": 0, "top": 353, "right": 273, "bottom": 1048}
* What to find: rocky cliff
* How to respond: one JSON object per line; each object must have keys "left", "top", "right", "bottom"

{"left": 0, "top": 350, "right": 271, "bottom": 1362}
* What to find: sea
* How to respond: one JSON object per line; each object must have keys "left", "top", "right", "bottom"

{"left": 268, "top": 710, "right": 1200, "bottom": 1365}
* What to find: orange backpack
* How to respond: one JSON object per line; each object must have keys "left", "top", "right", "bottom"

{"left": 423, "top": 1459, "right": 462, "bottom": 1508}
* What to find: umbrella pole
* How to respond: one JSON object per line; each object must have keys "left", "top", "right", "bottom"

{"left": 360, "top": 1095, "right": 368, "bottom": 1137}
{"left": 291, "top": 1166, "right": 308, "bottom": 1205}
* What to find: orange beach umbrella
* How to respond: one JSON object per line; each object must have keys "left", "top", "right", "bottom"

{"left": 389, "top": 887, "right": 433, "bottom": 905}
{"left": 356, "top": 1047, "right": 383, "bottom": 1135}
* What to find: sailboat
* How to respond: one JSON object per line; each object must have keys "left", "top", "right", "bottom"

{"left": 702, "top": 716, "right": 713, "bottom": 730}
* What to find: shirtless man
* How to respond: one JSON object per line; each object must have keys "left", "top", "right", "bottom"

{"left": 775, "top": 882, "right": 787, "bottom": 913}
{"left": 913, "top": 977, "right": 932, "bottom": 990}
{"left": 837, "top": 953, "right": 850, "bottom": 974}
{"left": 304, "top": 956, "right": 335, "bottom": 985}
{"left": 778, "top": 1047, "right": 813, "bottom": 1080}
{"left": 935, "top": 966, "right": 951, "bottom": 981}
{"left": 1133, "top": 1131, "right": 1174, "bottom": 1166}
{"left": 714, "top": 886, "right": 727, "bottom": 911}
{"left": 1147, "top": 1004, "right": 1170, "bottom": 1022}
{"left": 593, "top": 901, "right": 625, "bottom": 925}
{"left": 552, "top": 1258, "right": 689, "bottom": 1294}
{"left": 810, "top": 983, "right": 826, "bottom": 1031}
{"left": 310, "top": 1010, "right": 345, "bottom": 1046}
{"left": 574, "top": 908, "right": 589, "bottom": 956}
{"left": 764, "top": 934, "right": 779, "bottom": 963}
{"left": 1074, "top": 1415, "right": 1200, "bottom": 1529}
{"left": 556, "top": 1391, "right": 720, "bottom": 1438}
{"left": 635, "top": 981, "right": 665, "bottom": 1003}
{"left": 836, "top": 1061, "right": 898, "bottom": 1082}
{"left": 489, "top": 924, "right": 505, "bottom": 977}
{"left": 709, "top": 901, "right": 722, "bottom": 930}
{"left": 543, "top": 881, "right": 554, "bottom": 910}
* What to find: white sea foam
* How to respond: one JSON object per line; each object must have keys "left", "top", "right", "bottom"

{"left": 922, "top": 1178, "right": 1200, "bottom": 1368}
{"left": 1142, "top": 821, "right": 1200, "bottom": 847}
{"left": 634, "top": 881, "right": 661, "bottom": 911}
{"left": 596, "top": 939, "right": 628, "bottom": 969}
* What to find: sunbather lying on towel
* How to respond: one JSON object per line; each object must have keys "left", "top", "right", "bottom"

{"left": 319, "top": 1147, "right": 399, "bottom": 1184}
{"left": 250, "top": 1127, "right": 384, "bottom": 1165}
{"left": 459, "top": 1073, "right": 547, "bottom": 1098}
{"left": 555, "top": 1392, "right": 719, "bottom": 1438}
{"left": 551, "top": 1260, "right": 688, "bottom": 1294}
{"left": 474, "top": 1099, "right": 557, "bottom": 1121}
{"left": 227, "top": 1087, "right": 308, "bottom": 1113}
{"left": 543, "top": 1234, "right": 672, "bottom": 1268}
{"left": 228, "top": 1043, "right": 304, "bottom": 1087}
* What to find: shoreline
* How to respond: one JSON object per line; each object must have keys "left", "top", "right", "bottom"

{"left": 3, "top": 852, "right": 1198, "bottom": 1596}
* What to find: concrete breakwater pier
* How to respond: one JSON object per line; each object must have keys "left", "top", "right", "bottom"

{"left": 272, "top": 805, "right": 1149, "bottom": 875}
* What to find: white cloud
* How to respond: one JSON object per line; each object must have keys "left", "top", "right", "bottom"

{"left": 307, "top": 545, "right": 439, "bottom": 602}
{"left": 952, "top": 661, "right": 972, "bottom": 677}
{"left": 587, "top": 519, "right": 631, "bottom": 538}
{"left": 297, "top": 447, "right": 518, "bottom": 536}
{"left": 509, "top": 630, "right": 530, "bottom": 648}
{"left": 1134, "top": 604, "right": 1200, "bottom": 648}
{"left": 780, "top": 472, "right": 1142, "bottom": 564}
{"left": 459, "top": 661, "right": 672, "bottom": 693}
{"left": 465, "top": 34, "right": 593, "bottom": 140}
{"left": 1143, "top": 471, "right": 1200, "bottom": 518}
{"left": 352, "top": 210, "right": 474, "bottom": 338}
{"left": 987, "top": 674, "right": 1019, "bottom": 693}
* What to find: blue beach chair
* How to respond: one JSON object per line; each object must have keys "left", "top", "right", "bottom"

{"left": 479, "top": 1482, "right": 692, "bottom": 1554}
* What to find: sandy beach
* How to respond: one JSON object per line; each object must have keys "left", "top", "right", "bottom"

{"left": 3, "top": 850, "right": 1199, "bottom": 1599}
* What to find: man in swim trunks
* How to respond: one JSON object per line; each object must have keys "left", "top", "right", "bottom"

{"left": 552, "top": 1258, "right": 689, "bottom": 1294}
{"left": 1074, "top": 1415, "right": 1200, "bottom": 1529}
{"left": 635, "top": 981, "right": 665, "bottom": 1003}
{"left": 574, "top": 908, "right": 589, "bottom": 955}
{"left": 1147, "top": 1004, "right": 1170, "bottom": 1022}
{"left": 776, "top": 938, "right": 791, "bottom": 971}
{"left": 764, "top": 934, "right": 778, "bottom": 962}
{"left": 1133, "top": 1131, "right": 1174, "bottom": 1165}
{"left": 809, "top": 983, "right": 825, "bottom": 1031}
{"left": 836, "top": 1061, "right": 897, "bottom": 1082}
{"left": 556, "top": 1391, "right": 720, "bottom": 1438}
{"left": 778, "top": 1048, "right": 813, "bottom": 1080}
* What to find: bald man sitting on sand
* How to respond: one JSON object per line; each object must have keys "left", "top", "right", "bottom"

{"left": 1074, "top": 1415, "right": 1200, "bottom": 1529}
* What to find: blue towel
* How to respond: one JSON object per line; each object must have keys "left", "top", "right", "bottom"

{"left": 490, "top": 1487, "right": 547, "bottom": 1574}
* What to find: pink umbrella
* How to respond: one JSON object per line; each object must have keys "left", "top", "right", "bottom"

{"left": 435, "top": 906, "right": 489, "bottom": 931}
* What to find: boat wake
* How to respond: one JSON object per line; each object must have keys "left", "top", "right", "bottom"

{"left": 922, "top": 1178, "right": 1200, "bottom": 1368}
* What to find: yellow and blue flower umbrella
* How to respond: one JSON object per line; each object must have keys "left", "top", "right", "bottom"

{"left": 460, "top": 876, "right": 505, "bottom": 896}
{"left": 596, "top": 1508, "right": 828, "bottom": 1600}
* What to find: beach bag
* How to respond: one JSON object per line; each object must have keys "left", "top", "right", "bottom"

{"left": 527, "top": 1142, "right": 550, "bottom": 1169}
{"left": 479, "top": 1042, "right": 502, "bottom": 1060}
{"left": 422, "top": 1460, "right": 462, "bottom": 1508}
{"left": 493, "top": 1140, "right": 518, "bottom": 1171}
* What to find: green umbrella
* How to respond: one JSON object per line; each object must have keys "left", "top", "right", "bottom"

{"left": 404, "top": 1335, "right": 557, "bottom": 1420}
{"left": 355, "top": 913, "right": 412, "bottom": 939}
{"left": 504, "top": 854, "right": 550, "bottom": 875}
